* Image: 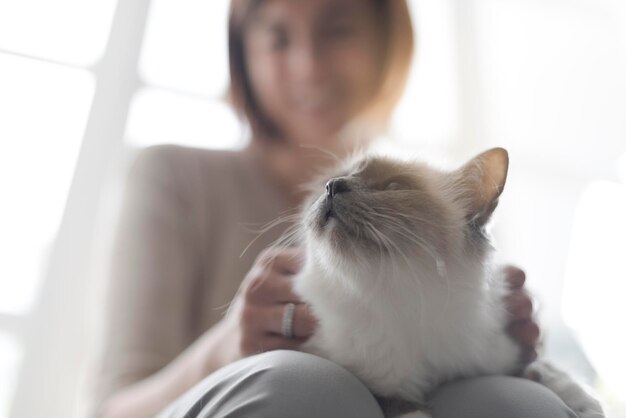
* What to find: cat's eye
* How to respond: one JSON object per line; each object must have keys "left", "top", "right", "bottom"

{"left": 384, "top": 181, "right": 404, "bottom": 191}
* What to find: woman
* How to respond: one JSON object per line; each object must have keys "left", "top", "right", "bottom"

{"left": 96, "top": 0, "right": 568, "bottom": 417}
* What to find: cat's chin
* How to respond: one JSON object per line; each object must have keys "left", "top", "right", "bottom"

{"left": 315, "top": 217, "right": 351, "bottom": 255}
{"left": 321, "top": 214, "right": 339, "bottom": 232}
{"left": 311, "top": 203, "right": 348, "bottom": 243}
{"left": 311, "top": 219, "right": 390, "bottom": 268}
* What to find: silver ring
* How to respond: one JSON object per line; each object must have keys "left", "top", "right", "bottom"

{"left": 282, "top": 302, "right": 296, "bottom": 339}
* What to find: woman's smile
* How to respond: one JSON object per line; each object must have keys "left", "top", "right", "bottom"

{"left": 244, "top": 0, "right": 386, "bottom": 146}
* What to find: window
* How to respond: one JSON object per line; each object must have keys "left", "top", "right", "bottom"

{"left": 0, "top": 1, "right": 116, "bottom": 417}
{"left": 564, "top": 181, "right": 626, "bottom": 406}
{"left": 125, "top": 87, "right": 242, "bottom": 149}
{"left": 126, "top": 0, "right": 242, "bottom": 150}
{"left": 0, "top": 53, "right": 94, "bottom": 315}
{"left": 0, "top": 0, "right": 117, "bottom": 66}
{"left": 0, "top": 333, "right": 21, "bottom": 418}
{"left": 468, "top": 0, "right": 626, "bottom": 413}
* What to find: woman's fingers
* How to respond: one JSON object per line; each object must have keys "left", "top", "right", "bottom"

{"left": 505, "top": 290, "right": 534, "bottom": 320}
{"left": 244, "top": 271, "right": 303, "bottom": 305}
{"left": 503, "top": 265, "right": 526, "bottom": 289}
{"left": 501, "top": 264, "right": 541, "bottom": 366}
{"left": 272, "top": 247, "right": 305, "bottom": 274}
{"left": 266, "top": 303, "right": 318, "bottom": 338}
{"left": 243, "top": 249, "right": 304, "bottom": 304}
{"left": 507, "top": 318, "right": 540, "bottom": 366}
{"left": 507, "top": 319, "right": 541, "bottom": 348}
{"left": 520, "top": 346, "right": 538, "bottom": 364}
{"left": 246, "top": 303, "right": 318, "bottom": 339}
{"left": 256, "top": 247, "right": 304, "bottom": 274}
{"left": 235, "top": 247, "right": 311, "bottom": 357}
{"left": 509, "top": 319, "right": 540, "bottom": 365}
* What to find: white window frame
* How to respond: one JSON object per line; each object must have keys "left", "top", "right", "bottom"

{"left": 6, "top": 1, "right": 152, "bottom": 417}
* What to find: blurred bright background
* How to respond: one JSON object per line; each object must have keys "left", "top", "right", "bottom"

{"left": 0, "top": 0, "right": 625, "bottom": 416}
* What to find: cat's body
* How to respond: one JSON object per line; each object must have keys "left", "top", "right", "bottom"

{"left": 296, "top": 243, "right": 519, "bottom": 404}
{"left": 289, "top": 148, "right": 603, "bottom": 417}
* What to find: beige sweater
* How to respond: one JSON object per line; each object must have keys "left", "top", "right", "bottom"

{"left": 96, "top": 144, "right": 295, "bottom": 405}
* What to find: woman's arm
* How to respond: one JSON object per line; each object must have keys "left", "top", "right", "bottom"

{"left": 96, "top": 148, "right": 318, "bottom": 417}
{"left": 98, "top": 319, "right": 232, "bottom": 418}
{"left": 101, "top": 245, "right": 319, "bottom": 417}
{"left": 99, "top": 247, "right": 319, "bottom": 418}
{"left": 96, "top": 147, "right": 207, "bottom": 417}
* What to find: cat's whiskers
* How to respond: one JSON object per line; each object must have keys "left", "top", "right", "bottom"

{"left": 239, "top": 211, "right": 301, "bottom": 258}
{"left": 369, "top": 210, "right": 441, "bottom": 265}
{"left": 298, "top": 144, "right": 342, "bottom": 164}
{"left": 364, "top": 223, "right": 395, "bottom": 278}
{"left": 364, "top": 221, "right": 427, "bottom": 329}
{"left": 221, "top": 222, "right": 305, "bottom": 318}
{"left": 373, "top": 204, "right": 456, "bottom": 229}
{"left": 265, "top": 223, "right": 304, "bottom": 255}
{"left": 367, "top": 208, "right": 455, "bottom": 313}
{"left": 239, "top": 206, "right": 300, "bottom": 232}
{"left": 215, "top": 212, "right": 303, "bottom": 317}
{"left": 362, "top": 222, "right": 394, "bottom": 282}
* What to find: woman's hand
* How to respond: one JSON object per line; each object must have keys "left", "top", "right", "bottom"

{"left": 502, "top": 265, "right": 541, "bottom": 364}
{"left": 217, "top": 247, "right": 319, "bottom": 365}
{"left": 100, "top": 248, "right": 318, "bottom": 418}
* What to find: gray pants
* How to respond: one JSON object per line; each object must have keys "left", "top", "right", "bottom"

{"left": 159, "top": 350, "right": 576, "bottom": 418}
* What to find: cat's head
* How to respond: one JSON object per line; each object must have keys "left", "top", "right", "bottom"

{"left": 302, "top": 148, "right": 509, "bottom": 280}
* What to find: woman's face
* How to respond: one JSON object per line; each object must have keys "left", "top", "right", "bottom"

{"left": 244, "top": 0, "right": 386, "bottom": 147}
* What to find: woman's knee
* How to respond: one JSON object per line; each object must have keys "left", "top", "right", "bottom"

{"left": 430, "top": 375, "right": 577, "bottom": 418}
{"left": 244, "top": 350, "right": 384, "bottom": 418}
{"left": 162, "top": 350, "right": 384, "bottom": 418}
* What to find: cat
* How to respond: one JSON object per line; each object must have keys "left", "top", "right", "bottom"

{"left": 289, "top": 148, "right": 603, "bottom": 418}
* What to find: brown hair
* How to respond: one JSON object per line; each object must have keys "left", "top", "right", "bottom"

{"left": 227, "top": 0, "right": 415, "bottom": 140}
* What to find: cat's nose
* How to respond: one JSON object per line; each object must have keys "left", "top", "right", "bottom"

{"left": 326, "top": 178, "right": 351, "bottom": 198}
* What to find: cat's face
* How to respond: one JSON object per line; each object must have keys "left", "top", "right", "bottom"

{"left": 304, "top": 156, "right": 450, "bottom": 262}
{"left": 302, "top": 148, "right": 509, "bottom": 276}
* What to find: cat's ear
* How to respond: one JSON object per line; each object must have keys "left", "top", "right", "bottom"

{"left": 452, "top": 147, "right": 509, "bottom": 227}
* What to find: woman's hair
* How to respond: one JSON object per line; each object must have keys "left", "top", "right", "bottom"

{"left": 227, "top": 0, "right": 415, "bottom": 140}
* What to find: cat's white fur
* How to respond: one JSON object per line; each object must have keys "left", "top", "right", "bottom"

{"left": 291, "top": 149, "right": 603, "bottom": 418}
{"left": 296, "top": 227, "right": 519, "bottom": 403}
